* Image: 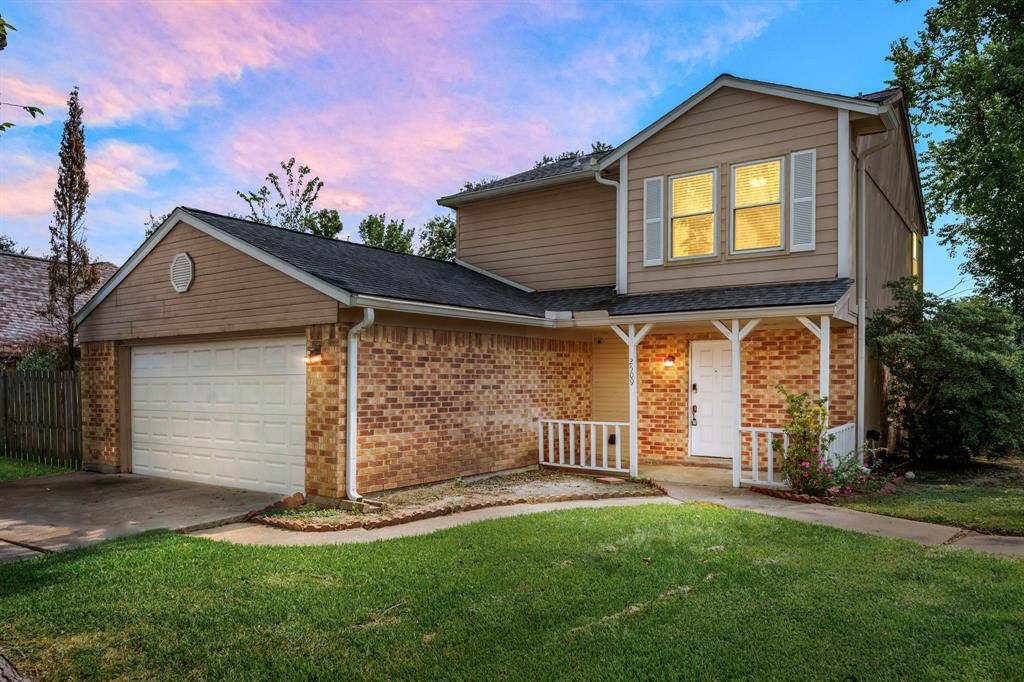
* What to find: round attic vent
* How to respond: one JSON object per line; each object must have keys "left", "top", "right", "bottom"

{"left": 170, "top": 252, "right": 194, "bottom": 293}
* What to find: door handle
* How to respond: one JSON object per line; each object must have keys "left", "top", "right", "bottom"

{"left": 691, "top": 404, "right": 698, "bottom": 426}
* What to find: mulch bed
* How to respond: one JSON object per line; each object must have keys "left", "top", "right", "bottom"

{"left": 750, "top": 476, "right": 906, "bottom": 504}
{"left": 251, "top": 479, "right": 667, "bottom": 532}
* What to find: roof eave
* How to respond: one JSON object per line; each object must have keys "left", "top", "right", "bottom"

{"left": 436, "top": 168, "right": 596, "bottom": 208}
{"left": 598, "top": 75, "right": 886, "bottom": 171}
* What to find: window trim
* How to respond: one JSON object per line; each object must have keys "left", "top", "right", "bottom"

{"left": 729, "top": 156, "right": 786, "bottom": 255}
{"left": 667, "top": 167, "right": 718, "bottom": 262}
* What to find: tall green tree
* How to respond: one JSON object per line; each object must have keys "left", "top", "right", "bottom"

{"left": 0, "top": 15, "right": 45, "bottom": 134}
{"left": 48, "top": 87, "right": 100, "bottom": 368}
{"left": 0, "top": 234, "right": 27, "bottom": 254}
{"left": 143, "top": 210, "right": 171, "bottom": 238}
{"left": 868, "top": 279, "right": 1024, "bottom": 460}
{"left": 237, "top": 158, "right": 344, "bottom": 239}
{"left": 417, "top": 214, "right": 456, "bottom": 261}
{"left": 357, "top": 213, "right": 414, "bottom": 254}
{"left": 888, "top": 0, "right": 1024, "bottom": 312}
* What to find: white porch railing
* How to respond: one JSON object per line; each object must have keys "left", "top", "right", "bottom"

{"left": 537, "top": 419, "right": 631, "bottom": 475}
{"left": 826, "top": 422, "right": 857, "bottom": 463}
{"left": 738, "top": 422, "right": 858, "bottom": 488}
{"left": 738, "top": 427, "right": 789, "bottom": 488}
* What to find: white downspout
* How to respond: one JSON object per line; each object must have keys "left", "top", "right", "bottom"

{"left": 345, "top": 307, "right": 375, "bottom": 500}
{"left": 855, "top": 108, "right": 896, "bottom": 452}
{"left": 594, "top": 155, "right": 628, "bottom": 295}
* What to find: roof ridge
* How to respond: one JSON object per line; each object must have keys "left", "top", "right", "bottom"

{"left": 180, "top": 207, "right": 463, "bottom": 267}
{"left": 0, "top": 251, "right": 49, "bottom": 262}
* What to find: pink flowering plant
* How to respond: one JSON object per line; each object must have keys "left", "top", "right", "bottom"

{"left": 775, "top": 385, "right": 837, "bottom": 495}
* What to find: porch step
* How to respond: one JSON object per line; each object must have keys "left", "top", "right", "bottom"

{"left": 678, "top": 457, "right": 732, "bottom": 470}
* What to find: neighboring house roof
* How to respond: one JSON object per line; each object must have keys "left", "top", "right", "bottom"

{"left": 0, "top": 252, "right": 117, "bottom": 353}
{"left": 438, "top": 74, "right": 902, "bottom": 206}
{"left": 77, "top": 207, "right": 853, "bottom": 327}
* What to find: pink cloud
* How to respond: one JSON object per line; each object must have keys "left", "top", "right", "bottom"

{"left": 0, "top": 76, "right": 68, "bottom": 127}
{"left": 0, "top": 141, "right": 176, "bottom": 217}
{"left": 34, "top": 0, "right": 320, "bottom": 125}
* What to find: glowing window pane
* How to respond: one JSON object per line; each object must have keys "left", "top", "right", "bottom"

{"left": 671, "top": 173, "right": 713, "bottom": 216}
{"left": 671, "top": 214, "right": 715, "bottom": 258}
{"left": 734, "top": 205, "right": 781, "bottom": 251}
{"left": 735, "top": 160, "right": 781, "bottom": 207}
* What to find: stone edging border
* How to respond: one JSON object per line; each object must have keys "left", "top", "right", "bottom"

{"left": 251, "top": 481, "right": 668, "bottom": 533}
{"left": 749, "top": 476, "right": 906, "bottom": 504}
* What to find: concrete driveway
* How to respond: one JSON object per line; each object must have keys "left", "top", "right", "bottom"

{"left": 0, "top": 472, "right": 282, "bottom": 562}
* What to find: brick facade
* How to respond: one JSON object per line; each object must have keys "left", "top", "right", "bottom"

{"left": 636, "top": 325, "right": 857, "bottom": 465}
{"left": 80, "top": 341, "right": 120, "bottom": 472}
{"left": 304, "top": 323, "right": 347, "bottom": 500}
{"left": 353, "top": 325, "right": 592, "bottom": 494}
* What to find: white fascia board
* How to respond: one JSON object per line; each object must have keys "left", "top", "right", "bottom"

{"left": 350, "top": 294, "right": 555, "bottom": 327}
{"left": 454, "top": 258, "right": 534, "bottom": 292}
{"left": 74, "top": 208, "right": 354, "bottom": 327}
{"left": 562, "top": 303, "right": 837, "bottom": 328}
{"left": 599, "top": 76, "right": 883, "bottom": 171}
{"left": 436, "top": 169, "right": 594, "bottom": 207}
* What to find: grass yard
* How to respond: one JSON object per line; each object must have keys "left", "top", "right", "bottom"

{"left": 842, "top": 457, "right": 1024, "bottom": 536}
{"left": 2, "top": 504, "right": 1023, "bottom": 681}
{"left": 0, "top": 456, "right": 69, "bottom": 483}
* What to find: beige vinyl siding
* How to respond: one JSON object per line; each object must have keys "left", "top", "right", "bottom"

{"left": 79, "top": 222, "right": 338, "bottom": 342}
{"left": 861, "top": 105, "right": 925, "bottom": 314}
{"left": 590, "top": 335, "right": 630, "bottom": 462}
{"left": 591, "top": 337, "right": 627, "bottom": 422}
{"left": 456, "top": 178, "right": 617, "bottom": 290}
{"left": 626, "top": 86, "right": 840, "bottom": 293}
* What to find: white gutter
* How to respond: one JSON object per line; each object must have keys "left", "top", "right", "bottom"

{"left": 564, "top": 302, "right": 840, "bottom": 327}
{"left": 594, "top": 159, "right": 628, "bottom": 295}
{"left": 437, "top": 169, "right": 593, "bottom": 207}
{"left": 855, "top": 106, "right": 897, "bottom": 448}
{"left": 350, "top": 294, "right": 553, "bottom": 326}
{"left": 345, "top": 307, "right": 375, "bottom": 500}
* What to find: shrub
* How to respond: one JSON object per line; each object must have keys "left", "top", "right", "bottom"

{"left": 868, "top": 279, "right": 1024, "bottom": 460}
{"left": 776, "top": 386, "right": 836, "bottom": 495}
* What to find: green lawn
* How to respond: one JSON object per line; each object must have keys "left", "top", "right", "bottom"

{"left": 842, "top": 458, "right": 1024, "bottom": 536}
{"left": 0, "top": 456, "right": 69, "bottom": 482}
{"left": 2, "top": 504, "right": 1022, "bottom": 681}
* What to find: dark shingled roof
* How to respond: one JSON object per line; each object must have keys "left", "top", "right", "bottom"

{"left": 437, "top": 152, "right": 605, "bottom": 205}
{"left": 857, "top": 88, "right": 901, "bottom": 103}
{"left": 1, "top": 253, "right": 116, "bottom": 353}
{"left": 182, "top": 208, "right": 546, "bottom": 317}
{"left": 181, "top": 209, "right": 853, "bottom": 320}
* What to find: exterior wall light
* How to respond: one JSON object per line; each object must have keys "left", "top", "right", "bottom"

{"left": 664, "top": 355, "right": 676, "bottom": 368}
{"left": 304, "top": 342, "right": 323, "bottom": 365}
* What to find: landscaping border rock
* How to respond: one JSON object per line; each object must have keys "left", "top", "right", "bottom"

{"left": 252, "top": 480, "right": 668, "bottom": 532}
{"left": 749, "top": 476, "right": 906, "bottom": 505}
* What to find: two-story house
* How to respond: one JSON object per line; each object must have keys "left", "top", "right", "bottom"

{"left": 75, "top": 75, "right": 925, "bottom": 501}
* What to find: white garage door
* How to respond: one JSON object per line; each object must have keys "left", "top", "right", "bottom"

{"left": 131, "top": 336, "right": 306, "bottom": 494}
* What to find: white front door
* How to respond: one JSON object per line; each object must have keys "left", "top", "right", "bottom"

{"left": 689, "top": 340, "right": 734, "bottom": 458}
{"left": 131, "top": 336, "right": 307, "bottom": 494}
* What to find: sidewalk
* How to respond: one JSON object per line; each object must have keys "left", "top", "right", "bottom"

{"left": 658, "top": 481, "right": 1024, "bottom": 558}
{"left": 191, "top": 480, "right": 1024, "bottom": 559}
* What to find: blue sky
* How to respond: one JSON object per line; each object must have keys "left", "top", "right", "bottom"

{"left": 0, "top": 0, "right": 968, "bottom": 294}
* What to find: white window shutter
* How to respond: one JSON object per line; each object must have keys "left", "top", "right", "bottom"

{"left": 643, "top": 176, "right": 664, "bottom": 266}
{"left": 790, "top": 149, "right": 816, "bottom": 252}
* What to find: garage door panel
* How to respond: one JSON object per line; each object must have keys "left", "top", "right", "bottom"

{"left": 132, "top": 336, "right": 306, "bottom": 494}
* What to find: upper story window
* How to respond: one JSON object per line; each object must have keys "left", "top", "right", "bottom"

{"left": 731, "top": 158, "right": 784, "bottom": 253}
{"left": 669, "top": 169, "right": 716, "bottom": 260}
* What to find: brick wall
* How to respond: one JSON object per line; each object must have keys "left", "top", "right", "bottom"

{"left": 353, "top": 325, "right": 592, "bottom": 494}
{"left": 304, "top": 323, "right": 347, "bottom": 500}
{"left": 636, "top": 325, "right": 857, "bottom": 465}
{"left": 80, "top": 341, "right": 120, "bottom": 471}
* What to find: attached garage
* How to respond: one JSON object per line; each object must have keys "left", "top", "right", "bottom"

{"left": 131, "top": 337, "right": 307, "bottom": 494}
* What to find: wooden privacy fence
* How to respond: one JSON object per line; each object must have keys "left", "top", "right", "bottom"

{"left": 0, "top": 370, "right": 82, "bottom": 468}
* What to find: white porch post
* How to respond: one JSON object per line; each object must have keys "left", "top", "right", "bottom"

{"left": 712, "top": 318, "right": 760, "bottom": 487}
{"left": 798, "top": 315, "right": 831, "bottom": 423}
{"left": 612, "top": 323, "right": 652, "bottom": 477}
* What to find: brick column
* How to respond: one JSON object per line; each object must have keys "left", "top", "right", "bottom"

{"left": 81, "top": 341, "right": 121, "bottom": 472}
{"left": 304, "top": 323, "right": 347, "bottom": 502}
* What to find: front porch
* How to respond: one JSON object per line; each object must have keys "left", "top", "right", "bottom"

{"left": 538, "top": 314, "right": 858, "bottom": 488}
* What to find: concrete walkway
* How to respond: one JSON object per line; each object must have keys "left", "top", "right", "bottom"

{"left": 193, "top": 480, "right": 1024, "bottom": 559}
